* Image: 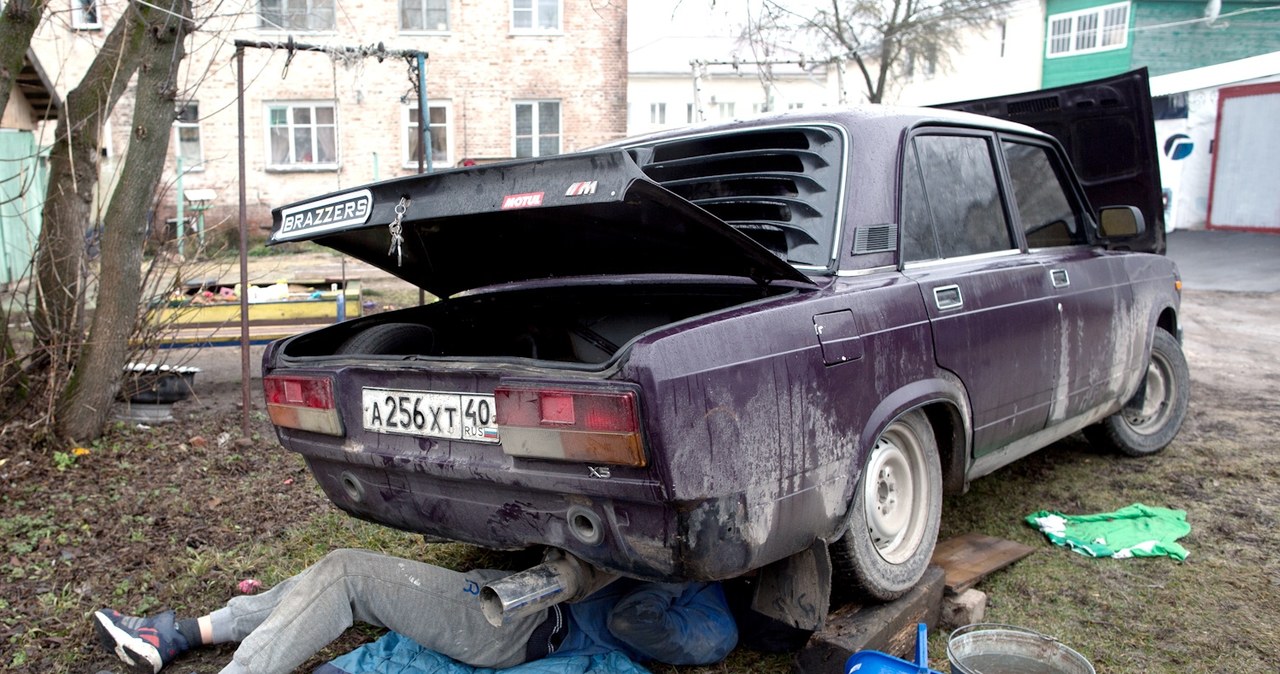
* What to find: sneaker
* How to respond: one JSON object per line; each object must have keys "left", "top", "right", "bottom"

{"left": 92, "top": 609, "right": 189, "bottom": 674}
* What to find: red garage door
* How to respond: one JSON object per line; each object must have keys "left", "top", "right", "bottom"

{"left": 1207, "top": 81, "right": 1280, "bottom": 232}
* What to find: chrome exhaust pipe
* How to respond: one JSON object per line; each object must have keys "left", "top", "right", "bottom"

{"left": 479, "top": 552, "right": 618, "bottom": 627}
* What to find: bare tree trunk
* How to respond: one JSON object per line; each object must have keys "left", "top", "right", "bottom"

{"left": 29, "top": 5, "right": 144, "bottom": 386}
{"left": 0, "top": 0, "right": 47, "bottom": 118}
{"left": 57, "top": 0, "right": 191, "bottom": 441}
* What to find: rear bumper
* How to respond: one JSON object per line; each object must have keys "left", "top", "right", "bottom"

{"left": 280, "top": 432, "right": 767, "bottom": 580}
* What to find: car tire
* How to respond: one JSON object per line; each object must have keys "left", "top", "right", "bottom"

{"left": 830, "top": 409, "right": 942, "bottom": 602}
{"left": 1084, "top": 327, "right": 1189, "bottom": 457}
{"left": 336, "top": 323, "right": 435, "bottom": 355}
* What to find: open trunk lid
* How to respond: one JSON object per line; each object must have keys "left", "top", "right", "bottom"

{"left": 938, "top": 69, "right": 1166, "bottom": 254}
{"left": 269, "top": 150, "right": 815, "bottom": 297}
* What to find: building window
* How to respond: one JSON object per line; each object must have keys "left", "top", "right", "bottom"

{"left": 401, "top": 0, "right": 448, "bottom": 32}
{"left": 174, "top": 103, "right": 203, "bottom": 170}
{"left": 717, "top": 101, "right": 735, "bottom": 119}
{"left": 512, "top": 0, "right": 560, "bottom": 31}
{"left": 259, "top": 0, "right": 335, "bottom": 31}
{"left": 266, "top": 102, "right": 338, "bottom": 168}
{"left": 686, "top": 103, "right": 694, "bottom": 123}
{"left": 649, "top": 103, "right": 666, "bottom": 125}
{"left": 71, "top": 0, "right": 101, "bottom": 29}
{"left": 1046, "top": 2, "right": 1129, "bottom": 57}
{"left": 404, "top": 103, "right": 451, "bottom": 166}
{"left": 514, "top": 101, "right": 560, "bottom": 158}
{"left": 788, "top": 102, "right": 805, "bottom": 110}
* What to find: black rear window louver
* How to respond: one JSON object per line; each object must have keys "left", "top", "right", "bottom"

{"left": 628, "top": 127, "right": 844, "bottom": 268}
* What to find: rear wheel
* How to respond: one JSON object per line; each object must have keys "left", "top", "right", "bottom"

{"left": 830, "top": 409, "right": 942, "bottom": 602}
{"left": 1085, "top": 327, "right": 1189, "bottom": 457}
{"left": 336, "top": 323, "right": 435, "bottom": 355}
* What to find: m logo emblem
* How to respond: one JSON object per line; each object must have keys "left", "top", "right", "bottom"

{"left": 565, "top": 181, "right": 598, "bottom": 197}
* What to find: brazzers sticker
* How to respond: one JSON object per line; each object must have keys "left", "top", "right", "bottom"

{"left": 274, "top": 189, "right": 373, "bottom": 241}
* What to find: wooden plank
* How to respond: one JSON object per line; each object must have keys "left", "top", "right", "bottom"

{"left": 795, "top": 565, "right": 944, "bottom": 674}
{"left": 930, "top": 533, "right": 1036, "bottom": 595}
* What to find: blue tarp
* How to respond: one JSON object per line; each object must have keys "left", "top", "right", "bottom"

{"left": 317, "top": 632, "right": 651, "bottom": 674}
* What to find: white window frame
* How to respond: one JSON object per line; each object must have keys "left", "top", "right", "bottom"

{"left": 1046, "top": 1, "right": 1130, "bottom": 58}
{"left": 649, "top": 103, "right": 666, "bottom": 125}
{"left": 258, "top": 0, "right": 336, "bottom": 32}
{"left": 717, "top": 101, "right": 736, "bottom": 120}
{"left": 71, "top": 0, "right": 101, "bottom": 29}
{"left": 264, "top": 101, "right": 340, "bottom": 171}
{"left": 173, "top": 102, "right": 204, "bottom": 172}
{"left": 400, "top": 0, "right": 449, "bottom": 33}
{"left": 402, "top": 101, "right": 453, "bottom": 168}
{"left": 511, "top": 0, "right": 561, "bottom": 33}
{"left": 512, "top": 100, "right": 561, "bottom": 158}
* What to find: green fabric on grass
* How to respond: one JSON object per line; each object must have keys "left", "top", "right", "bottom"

{"left": 1025, "top": 503, "right": 1190, "bottom": 561}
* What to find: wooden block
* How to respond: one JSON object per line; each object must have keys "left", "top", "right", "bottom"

{"left": 930, "top": 533, "right": 1035, "bottom": 594}
{"left": 794, "top": 566, "right": 944, "bottom": 674}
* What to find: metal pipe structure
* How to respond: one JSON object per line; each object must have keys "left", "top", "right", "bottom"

{"left": 479, "top": 552, "right": 619, "bottom": 628}
{"left": 235, "top": 46, "right": 250, "bottom": 438}
{"left": 230, "top": 38, "right": 428, "bottom": 436}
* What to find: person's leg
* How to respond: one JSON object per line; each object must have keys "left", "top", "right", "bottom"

{"left": 93, "top": 563, "right": 313, "bottom": 673}
{"left": 225, "top": 549, "right": 549, "bottom": 674}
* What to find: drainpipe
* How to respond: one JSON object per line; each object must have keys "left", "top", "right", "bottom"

{"left": 176, "top": 154, "right": 185, "bottom": 257}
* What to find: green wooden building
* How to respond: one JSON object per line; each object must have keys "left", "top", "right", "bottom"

{"left": 0, "top": 50, "right": 58, "bottom": 288}
{"left": 1042, "top": 0, "right": 1280, "bottom": 87}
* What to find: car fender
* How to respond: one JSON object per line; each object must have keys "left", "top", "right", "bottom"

{"left": 827, "top": 370, "right": 971, "bottom": 542}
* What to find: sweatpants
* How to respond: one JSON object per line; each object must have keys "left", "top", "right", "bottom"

{"left": 211, "top": 549, "right": 551, "bottom": 674}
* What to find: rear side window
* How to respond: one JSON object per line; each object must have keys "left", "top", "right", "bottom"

{"left": 1002, "top": 140, "right": 1087, "bottom": 247}
{"left": 902, "top": 134, "right": 1013, "bottom": 260}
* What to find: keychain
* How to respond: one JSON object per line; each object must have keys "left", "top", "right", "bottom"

{"left": 387, "top": 196, "right": 408, "bottom": 266}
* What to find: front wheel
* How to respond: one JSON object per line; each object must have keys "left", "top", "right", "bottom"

{"left": 830, "top": 409, "right": 942, "bottom": 602}
{"left": 1085, "top": 327, "right": 1189, "bottom": 457}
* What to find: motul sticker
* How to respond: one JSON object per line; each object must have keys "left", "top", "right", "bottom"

{"left": 501, "top": 192, "right": 544, "bottom": 209}
{"left": 565, "top": 181, "right": 598, "bottom": 197}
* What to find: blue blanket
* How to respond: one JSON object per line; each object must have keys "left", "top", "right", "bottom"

{"left": 316, "top": 632, "right": 651, "bottom": 674}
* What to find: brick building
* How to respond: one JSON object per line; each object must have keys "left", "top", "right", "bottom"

{"left": 31, "top": 0, "right": 628, "bottom": 232}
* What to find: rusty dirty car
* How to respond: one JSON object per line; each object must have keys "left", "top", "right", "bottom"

{"left": 260, "top": 70, "right": 1188, "bottom": 624}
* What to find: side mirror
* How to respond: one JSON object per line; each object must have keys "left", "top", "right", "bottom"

{"left": 1098, "top": 205, "right": 1146, "bottom": 238}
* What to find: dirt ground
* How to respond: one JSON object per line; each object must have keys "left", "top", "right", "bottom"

{"left": 1, "top": 248, "right": 1276, "bottom": 672}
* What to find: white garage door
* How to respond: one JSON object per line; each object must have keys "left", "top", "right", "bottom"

{"left": 1208, "top": 82, "right": 1280, "bottom": 231}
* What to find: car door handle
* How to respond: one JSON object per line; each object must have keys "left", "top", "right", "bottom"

{"left": 1050, "top": 268, "right": 1070, "bottom": 288}
{"left": 933, "top": 284, "right": 963, "bottom": 310}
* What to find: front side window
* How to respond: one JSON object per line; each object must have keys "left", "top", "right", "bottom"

{"left": 1046, "top": 2, "right": 1129, "bottom": 57}
{"left": 267, "top": 103, "right": 338, "bottom": 168}
{"left": 910, "top": 134, "right": 1013, "bottom": 258}
{"left": 260, "top": 0, "right": 335, "bottom": 31}
{"left": 1002, "top": 141, "right": 1086, "bottom": 247}
{"left": 401, "top": 0, "right": 448, "bottom": 31}
{"left": 174, "top": 103, "right": 203, "bottom": 170}
{"left": 404, "top": 103, "right": 451, "bottom": 166}
{"left": 514, "top": 101, "right": 560, "bottom": 158}
{"left": 71, "top": 0, "right": 101, "bottom": 29}
{"left": 512, "top": 0, "right": 560, "bottom": 31}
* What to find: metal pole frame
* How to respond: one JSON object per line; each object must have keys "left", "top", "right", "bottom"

{"left": 232, "top": 38, "right": 428, "bottom": 437}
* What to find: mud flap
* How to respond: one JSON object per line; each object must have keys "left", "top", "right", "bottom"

{"left": 749, "top": 540, "right": 832, "bottom": 631}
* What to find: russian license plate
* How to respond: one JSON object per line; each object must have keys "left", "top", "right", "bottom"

{"left": 361, "top": 388, "right": 500, "bottom": 444}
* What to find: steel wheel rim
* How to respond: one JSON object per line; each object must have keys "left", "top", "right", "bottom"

{"left": 864, "top": 422, "right": 928, "bottom": 564}
{"left": 1123, "top": 350, "right": 1175, "bottom": 434}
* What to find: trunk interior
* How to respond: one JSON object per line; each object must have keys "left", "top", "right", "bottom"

{"left": 280, "top": 282, "right": 797, "bottom": 366}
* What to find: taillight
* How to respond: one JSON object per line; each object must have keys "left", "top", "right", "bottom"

{"left": 494, "top": 385, "right": 645, "bottom": 466}
{"left": 263, "top": 374, "right": 342, "bottom": 436}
